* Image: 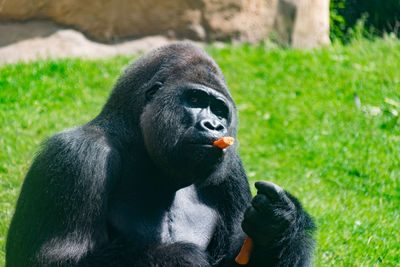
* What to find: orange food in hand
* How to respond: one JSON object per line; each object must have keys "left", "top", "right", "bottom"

{"left": 212, "top": 137, "right": 235, "bottom": 149}
{"left": 235, "top": 237, "right": 254, "bottom": 265}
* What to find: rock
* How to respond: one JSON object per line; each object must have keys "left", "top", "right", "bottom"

{"left": 292, "top": 0, "right": 331, "bottom": 48}
{"left": 0, "top": 21, "right": 60, "bottom": 47}
{"left": 0, "top": 0, "right": 273, "bottom": 43}
{"left": 0, "top": 24, "right": 180, "bottom": 64}
{"left": 272, "top": 0, "right": 330, "bottom": 48}
{"left": 202, "top": 0, "right": 275, "bottom": 43}
{"left": 272, "top": 0, "right": 296, "bottom": 46}
{"left": 0, "top": 0, "right": 330, "bottom": 53}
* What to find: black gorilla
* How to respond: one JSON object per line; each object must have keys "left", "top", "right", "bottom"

{"left": 6, "top": 43, "right": 315, "bottom": 267}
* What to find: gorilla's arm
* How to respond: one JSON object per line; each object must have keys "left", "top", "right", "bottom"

{"left": 6, "top": 129, "right": 123, "bottom": 266}
{"left": 242, "top": 181, "right": 316, "bottom": 267}
{"left": 205, "top": 154, "right": 315, "bottom": 267}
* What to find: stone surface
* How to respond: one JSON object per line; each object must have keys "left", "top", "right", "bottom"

{"left": 0, "top": 22, "right": 185, "bottom": 64}
{"left": 0, "top": 0, "right": 274, "bottom": 43}
{"left": 273, "top": 0, "right": 296, "bottom": 46}
{"left": 292, "top": 0, "right": 331, "bottom": 48}
{"left": 0, "top": 0, "right": 331, "bottom": 63}
{"left": 0, "top": 0, "right": 329, "bottom": 46}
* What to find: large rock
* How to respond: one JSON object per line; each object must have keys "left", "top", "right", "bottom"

{"left": 0, "top": 0, "right": 330, "bottom": 47}
{"left": 0, "top": 0, "right": 274, "bottom": 43}
{"left": 292, "top": 0, "right": 331, "bottom": 48}
{"left": 0, "top": 25, "right": 178, "bottom": 64}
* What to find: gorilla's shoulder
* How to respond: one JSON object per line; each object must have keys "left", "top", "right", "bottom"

{"left": 49, "top": 126, "right": 109, "bottom": 146}
{"left": 40, "top": 126, "right": 116, "bottom": 163}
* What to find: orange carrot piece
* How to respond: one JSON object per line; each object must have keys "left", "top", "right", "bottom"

{"left": 212, "top": 137, "right": 235, "bottom": 149}
{"left": 235, "top": 237, "right": 254, "bottom": 265}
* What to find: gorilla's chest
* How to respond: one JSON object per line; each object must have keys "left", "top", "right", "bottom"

{"left": 110, "top": 185, "right": 218, "bottom": 249}
{"left": 159, "top": 185, "right": 218, "bottom": 248}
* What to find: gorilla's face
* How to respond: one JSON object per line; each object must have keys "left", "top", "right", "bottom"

{"left": 140, "top": 80, "right": 236, "bottom": 187}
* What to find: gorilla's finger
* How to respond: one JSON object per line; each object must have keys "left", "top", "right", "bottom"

{"left": 242, "top": 207, "right": 265, "bottom": 235}
{"left": 243, "top": 206, "right": 258, "bottom": 221}
{"left": 255, "top": 181, "right": 284, "bottom": 202}
{"left": 251, "top": 194, "right": 272, "bottom": 213}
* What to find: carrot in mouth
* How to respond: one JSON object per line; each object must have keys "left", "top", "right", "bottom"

{"left": 212, "top": 137, "right": 235, "bottom": 149}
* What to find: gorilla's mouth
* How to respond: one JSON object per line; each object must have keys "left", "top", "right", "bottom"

{"left": 192, "top": 143, "right": 213, "bottom": 147}
{"left": 187, "top": 143, "right": 220, "bottom": 151}
{"left": 187, "top": 142, "right": 226, "bottom": 152}
{"left": 185, "top": 136, "right": 224, "bottom": 147}
{"left": 180, "top": 127, "right": 225, "bottom": 148}
{"left": 185, "top": 143, "right": 225, "bottom": 163}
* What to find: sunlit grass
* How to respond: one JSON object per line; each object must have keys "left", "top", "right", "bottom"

{"left": 1, "top": 37, "right": 399, "bottom": 265}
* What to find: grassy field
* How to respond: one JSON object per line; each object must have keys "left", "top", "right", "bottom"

{"left": 1, "top": 38, "right": 399, "bottom": 266}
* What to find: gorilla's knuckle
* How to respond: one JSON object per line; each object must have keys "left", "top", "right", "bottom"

{"left": 251, "top": 194, "right": 270, "bottom": 210}
{"left": 252, "top": 193, "right": 268, "bottom": 203}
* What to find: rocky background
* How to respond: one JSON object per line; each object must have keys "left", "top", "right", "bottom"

{"left": 0, "top": 0, "right": 330, "bottom": 63}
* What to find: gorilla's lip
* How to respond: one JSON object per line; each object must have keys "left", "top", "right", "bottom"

{"left": 182, "top": 134, "right": 225, "bottom": 148}
{"left": 189, "top": 139, "right": 222, "bottom": 147}
{"left": 185, "top": 138, "right": 220, "bottom": 146}
{"left": 181, "top": 129, "right": 223, "bottom": 147}
{"left": 187, "top": 143, "right": 227, "bottom": 154}
{"left": 188, "top": 143, "right": 215, "bottom": 148}
{"left": 185, "top": 142, "right": 223, "bottom": 152}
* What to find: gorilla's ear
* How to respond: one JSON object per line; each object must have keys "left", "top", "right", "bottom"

{"left": 145, "top": 82, "right": 163, "bottom": 102}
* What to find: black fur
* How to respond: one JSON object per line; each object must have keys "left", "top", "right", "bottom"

{"left": 6, "top": 43, "right": 315, "bottom": 267}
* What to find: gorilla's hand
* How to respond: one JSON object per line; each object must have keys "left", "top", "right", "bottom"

{"left": 241, "top": 181, "right": 296, "bottom": 247}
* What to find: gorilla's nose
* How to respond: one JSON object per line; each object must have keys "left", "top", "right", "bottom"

{"left": 199, "top": 119, "right": 225, "bottom": 132}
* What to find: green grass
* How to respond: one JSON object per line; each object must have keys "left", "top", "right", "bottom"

{"left": 1, "top": 37, "right": 400, "bottom": 266}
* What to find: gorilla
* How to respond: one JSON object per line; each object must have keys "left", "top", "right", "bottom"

{"left": 6, "top": 43, "right": 315, "bottom": 267}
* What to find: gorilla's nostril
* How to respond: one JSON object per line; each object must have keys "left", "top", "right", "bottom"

{"left": 201, "top": 119, "right": 224, "bottom": 131}
{"left": 216, "top": 124, "right": 224, "bottom": 131}
{"left": 204, "top": 121, "right": 214, "bottom": 130}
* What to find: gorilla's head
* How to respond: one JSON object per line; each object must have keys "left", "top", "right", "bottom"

{"left": 102, "top": 43, "right": 238, "bottom": 187}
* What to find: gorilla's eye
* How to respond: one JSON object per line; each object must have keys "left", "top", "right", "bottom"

{"left": 185, "top": 90, "right": 208, "bottom": 107}
{"left": 212, "top": 100, "right": 229, "bottom": 119}
{"left": 190, "top": 96, "right": 199, "bottom": 103}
